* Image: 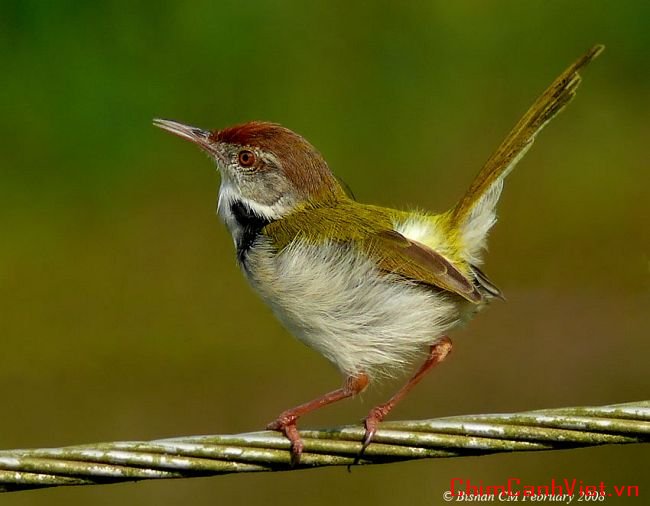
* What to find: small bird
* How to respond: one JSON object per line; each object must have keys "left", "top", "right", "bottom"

{"left": 154, "top": 45, "right": 603, "bottom": 465}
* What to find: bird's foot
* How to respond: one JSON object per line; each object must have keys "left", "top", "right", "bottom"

{"left": 351, "top": 337, "right": 453, "bottom": 467}
{"left": 267, "top": 413, "right": 304, "bottom": 466}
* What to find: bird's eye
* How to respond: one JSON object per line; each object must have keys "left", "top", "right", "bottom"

{"left": 238, "top": 150, "right": 256, "bottom": 168}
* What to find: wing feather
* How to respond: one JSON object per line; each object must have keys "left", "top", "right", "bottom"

{"left": 265, "top": 203, "right": 483, "bottom": 303}
{"left": 370, "top": 230, "right": 483, "bottom": 303}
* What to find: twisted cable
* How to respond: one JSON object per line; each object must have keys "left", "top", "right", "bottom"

{"left": 1, "top": 400, "right": 648, "bottom": 493}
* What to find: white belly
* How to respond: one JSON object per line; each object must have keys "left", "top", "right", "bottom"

{"left": 244, "top": 238, "right": 463, "bottom": 378}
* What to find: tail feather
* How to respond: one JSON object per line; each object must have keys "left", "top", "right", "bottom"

{"left": 450, "top": 44, "right": 604, "bottom": 264}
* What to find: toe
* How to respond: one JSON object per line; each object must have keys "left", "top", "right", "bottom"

{"left": 266, "top": 415, "right": 304, "bottom": 466}
{"left": 352, "top": 412, "right": 382, "bottom": 466}
{"left": 290, "top": 438, "right": 304, "bottom": 467}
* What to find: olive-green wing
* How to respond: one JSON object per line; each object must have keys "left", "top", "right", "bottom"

{"left": 368, "top": 230, "right": 483, "bottom": 303}
{"left": 264, "top": 202, "right": 483, "bottom": 303}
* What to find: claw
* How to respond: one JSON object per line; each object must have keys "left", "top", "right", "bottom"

{"left": 351, "top": 405, "right": 386, "bottom": 467}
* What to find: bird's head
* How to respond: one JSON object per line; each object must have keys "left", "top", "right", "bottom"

{"left": 153, "top": 119, "right": 344, "bottom": 225}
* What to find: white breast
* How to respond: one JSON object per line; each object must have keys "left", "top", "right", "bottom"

{"left": 245, "top": 238, "right": 463, "bottom": 379}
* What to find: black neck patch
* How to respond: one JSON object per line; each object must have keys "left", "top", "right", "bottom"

{"left": 230, "top": 200, "right": 272, "bottom": 263}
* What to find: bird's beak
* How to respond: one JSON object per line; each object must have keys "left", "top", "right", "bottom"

{"left": 153, "top": 118, "right": 214, "bottom": 154}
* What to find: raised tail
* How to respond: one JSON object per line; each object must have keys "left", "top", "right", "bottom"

{"left": 448, "top": 44, "right": 604, "bottom": 265}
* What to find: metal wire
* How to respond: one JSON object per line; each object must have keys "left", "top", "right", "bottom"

{"left": 1, "top": 400, "right": 648, "bottom": 493}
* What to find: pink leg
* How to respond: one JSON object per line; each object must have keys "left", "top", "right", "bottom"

{"left": 356, "top": 336, "right": 453, "bottom": 464}
{"left": 267, "top": 373, "right": 370, "bottom": 465}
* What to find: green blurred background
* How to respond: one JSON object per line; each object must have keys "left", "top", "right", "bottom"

{"left": 1, "top": 1, "right": 648, "bottom": 504}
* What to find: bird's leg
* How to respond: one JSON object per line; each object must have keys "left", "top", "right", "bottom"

{"left": 267, "top": 372, "right": 369, "bottom": 465}
{"left": 356, "top": 336, "right": 453, "bottom": 464}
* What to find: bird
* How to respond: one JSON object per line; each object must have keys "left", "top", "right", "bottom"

{"left": 153, "top": 45, "right": 603, "bottom": 465}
